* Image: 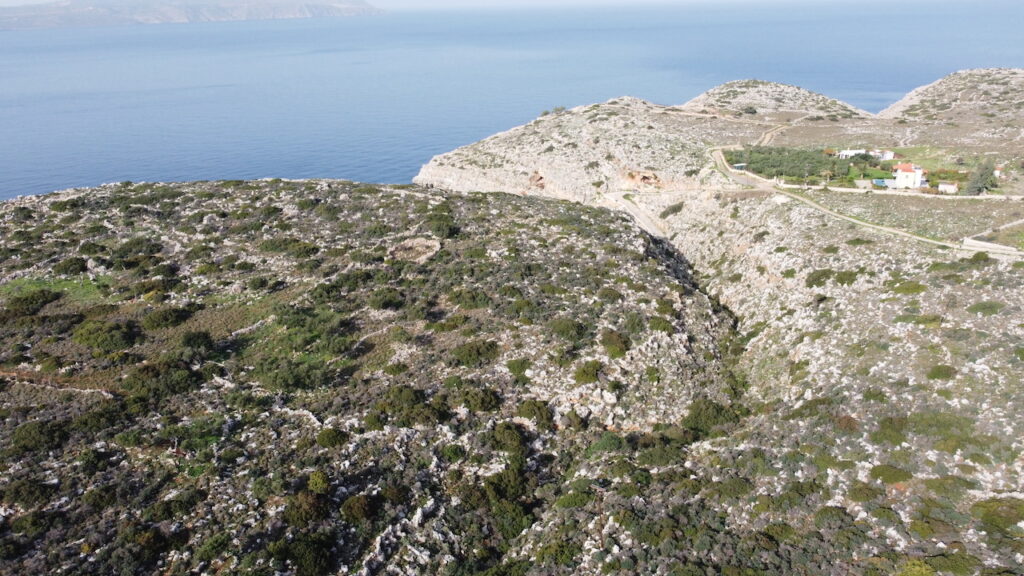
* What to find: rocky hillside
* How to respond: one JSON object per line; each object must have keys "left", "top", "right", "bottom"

{"left": 0, "top": 179, "right": 751, "bottom": 575}
{"left": 415, "top": 75, "right": 1024, "bottom": 575}
{"left": 879, "top": 68, "right": 1024, "bottom": 122}
{"left": 415, "top": 97, "right": 766, "bottom": 202}
{"left": 680, "top": 79, "right": 869, "bottom": 119}
{"left": 0, "top": 0, "right": 379, "bottom": 30}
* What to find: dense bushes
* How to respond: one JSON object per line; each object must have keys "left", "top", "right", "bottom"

{"left": 72, "top": 320, "right": 142, "bottom": 353}
{"left": 452, "top": 340, "right": 500, "bottom": 368}
{"left": 122, "top": 360, "right": 202, "bottom": 406}
{"left": 12, "top": 419, "right": 69, "bottom": 453}
{"left": 53, "top": 257, "right": 88, "bottom": 275}
{"left": 141, "top": 306, "right": 192, "bottom": 330}
{"left": 3, "top": 289, "right": 61, "bottom": 317}
{"left": 681, "top": 398, "right": 739, "bottom": 438}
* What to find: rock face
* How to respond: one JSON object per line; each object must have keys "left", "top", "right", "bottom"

{"left": 879, "top": 68, "right": 1024, "bottom": 122}
{"left": 0, "top": 0, "right": 380, "bottom": 29}
{"left": 680, "top": 78, "right": 870, "bottom": 118}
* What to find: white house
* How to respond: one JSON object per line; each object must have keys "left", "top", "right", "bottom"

{"left": 937, "top": 181, "right": 959, "bottom": 194}
{"left": 995, "top": 165, "right": 1004, "bottom": 178}
{"left": 838, "top": 149, "right": 867, "bottom": 159}
{"left": 892, "top": 163, "right": 927, "bottom": 189}
{"left": 870, "top": 149, "right": 896, "bottom": 161}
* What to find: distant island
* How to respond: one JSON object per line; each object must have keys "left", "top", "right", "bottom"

{"left": 0, "top": 0, "right": 380, "bottom": 30}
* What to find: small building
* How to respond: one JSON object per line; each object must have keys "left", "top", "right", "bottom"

{"left": 838, "top": 149, "right": 867, "bottom": 159}
{"left": 732, "top": 163, "right": 748, "bottom": 171}
{"left": 870, "top": 149, "right": 896, "bottom": 161}
{"left": 938, "top": 181, "right": 959, "bottom": 194}
{"left": 995, "top": 165, "right": 1004, "bottom": 178}
{"left": 892, "top": 163, "right": 927, "bottom": 189}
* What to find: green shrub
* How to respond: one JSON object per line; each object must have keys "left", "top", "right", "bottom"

{"left": 891, "top": 281, "right": 927, "bottom": 295}
{"left": 966, "top": 300, "right": 1004, "bottom": 316}
{"left": 440, "top": 444, "right": 465, "bottom": 462}
{"left": 600, "top": 329, "right": 630, "bottom": 358}
{"left": 682, "top": 398, "right": 738, "bottom": 438}
{"left": 308, "top": 470, "right": 330, "bottom": 495}
{"left": 507, "top": 358, "right": 532, "bottom": 385}
{"left": 648, "top": 316, "right": 674, "bottom": 333}
{"left": 555, "top": 491, "right": 593, "bottom": 509}
{"left": 870, "top": 464, "right": 913, "bottom": 484}
{"left": 53, "top": 257, "right": 88, "bottom": 275}
{"left": 587, "top": 431, "right": 627, "bottom": 455}
{"left": 596, "top": 287, "right": 623, "bottom": 303}
{"left": 548, "top": 316, "right": 587, "bottom": 343}
{"left": 72, "top": 320, "right": 142, "bottom": 353}
{"left": 316, "top": 428, "right": 349, "bottom": 448}
{"left": 805, "top": 269, "right": 834, "bottom": 288}
{"left": 181, "top": 331, "right": 214, "bottom": 351}
{"left": 368, "top": 288, "right": 404, "bottom": 310}
{"left": 517, "top": 399, "right": 554, "bottom": 431}
{"left": 12, "top": 420, "right": 69, "bottom": 453}
{"left": 573, "top": 360, "right": 602, "bottom": 384}
{"left": 971, "top": 497, "right": 1024, "bottom": 537}
{"left": 926, "top": 365, "right": 956, "bottom": 380}
{"left": 3, "top": 289, "right": 61, "bottom": 317}
{"left": 848, "top": 482, "right": 883, "bottom": 502}
{"left": 870, "top": 416, "right": 908, "bottom": 445}
{"left": 452, "top": 339, "right": 500, "bottom": 368}
{"left": 659, "top": 202, "right": 685, "bottom": 219}
{"left": 141, "top": 307, "right": 191, "bottom": 330}
{"left": 341, "top": 494, "right": 380, "bottom": 522}
{"left": 450, "top": 288, "right": 491, "bottom": 309}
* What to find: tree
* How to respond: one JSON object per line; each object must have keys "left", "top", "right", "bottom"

{"left": 963, "top": 162, "right": 996, "bottom": 196}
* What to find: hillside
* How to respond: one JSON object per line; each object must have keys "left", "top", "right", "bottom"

{"left": 0, "top": 0, "right": 379, "bottom": 29}
{"left": 0, "top": 179, "right": 749, "bottom": 574}
{"left": 680, "top": 79, "right": 870, "bottom": 120}
{"left": 414, "top": 75, "right": 1024, "bottom": 575}
{"left": 879, "top": 68, "right": 1024, "bottom": 122}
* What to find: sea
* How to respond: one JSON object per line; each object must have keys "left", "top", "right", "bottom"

{"left": 2, "top": 1, "right": 1024, "bottom": 199}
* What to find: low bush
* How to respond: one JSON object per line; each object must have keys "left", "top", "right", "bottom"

{"left": 141, "top": 306, "right": 191, "bottom": 330}
{"left": 72, "top": 320, "right": 142, "bottom": 353}
{"left": 870, "top": 464, "right": 913, "bottom": 484}
{"left": 573, "top": 360, "right": 602, "bottom": 384}
{"left": 53, "top": 257, "right": 88, "bottom": 275}
{"left": 452, "top": 339, "right": 500, "bottom": 368}
{"left": 3, "top": 288, "right": 61, "bottom": 317}
{"left": 316, "top": 428, "right": 349, "bottom": 448}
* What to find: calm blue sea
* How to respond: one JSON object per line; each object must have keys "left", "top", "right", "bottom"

{"left": 2, "top": 1, "right": 1023, "bottom": 199}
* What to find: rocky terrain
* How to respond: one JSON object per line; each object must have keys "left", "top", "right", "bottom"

{"left": 680, "top": 79, "right": 870, "bottom": 120}
{"left": 3, "top": 70, "right": 1024, "bottom": 576}
{"left": 414, "top": 70, "right": 1024, "bottom": 575}
{"left": 0, "top": 0, "right": 379, "bottom": 30}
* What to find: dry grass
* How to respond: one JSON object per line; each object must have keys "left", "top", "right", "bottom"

{"left": 801, "top": 190, "right": 1024, "bottom": 241}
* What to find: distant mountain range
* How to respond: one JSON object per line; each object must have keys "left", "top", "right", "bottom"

{"left": 0, "top": 0, "right": 381, "bottom": 29}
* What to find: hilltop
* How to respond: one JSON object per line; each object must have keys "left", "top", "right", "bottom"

{"left": 0, "top": 0, "right": 380, "bottom": 30}
{"left": 418, "top": 70, "right": 1024, "bottom": 200}
{"left": 680, "top": 79, "right": 870, "bottom": 120}
{"left": 880, "top": 68, "right": 1024, "bottom": 122}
